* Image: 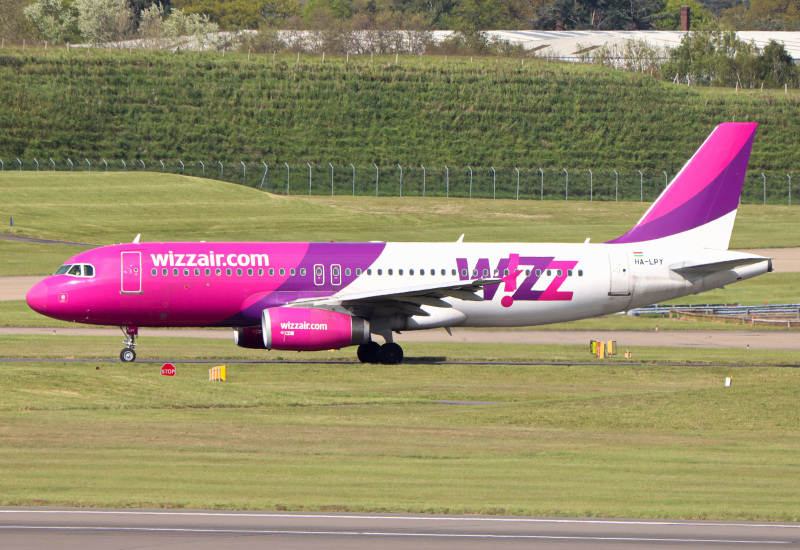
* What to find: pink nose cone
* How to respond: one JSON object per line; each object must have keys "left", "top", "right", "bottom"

{"left": 26, "top": 279, "right": 49, "bottom": 314}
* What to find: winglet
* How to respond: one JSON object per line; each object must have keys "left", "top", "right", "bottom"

{"left": 456, "top": 234, "right": 465, "bottom": 243}
{"left": 132, "top": 234, "right": 141, "bottom": 244}
{"left": 606, "top": 123, "right": 757, "bottom": 249}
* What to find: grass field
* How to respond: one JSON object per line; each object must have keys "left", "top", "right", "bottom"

{"left": 2, "top": 171, "right": 799, "bottom": 520}
{"left": 1, "top": 172, "right": 799, "bottom": 278}
{"left": 1, "top": 341, "right": 799, "bottom": 519}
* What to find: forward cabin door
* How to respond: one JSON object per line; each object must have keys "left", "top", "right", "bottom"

{"left": 121, "top": 251, "right": 142, "bottom": 294}
{"left": 608, "top": 252, "right": 631, "bottom": 296}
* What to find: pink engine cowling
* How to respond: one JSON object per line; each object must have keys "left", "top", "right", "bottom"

{"left": 260, "top": 308, "right": 370, "bottom": 351}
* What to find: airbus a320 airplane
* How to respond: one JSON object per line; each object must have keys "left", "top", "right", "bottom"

{"left": 27, "top": 123, "right": 771, "bottom": 364}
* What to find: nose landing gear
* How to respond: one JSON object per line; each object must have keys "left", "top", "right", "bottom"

{"left": 119, "top": 326, "right": 138, "bottom": 362}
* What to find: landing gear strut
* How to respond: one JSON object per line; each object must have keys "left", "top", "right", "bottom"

{"left": 357, "top": 341, "right": 403, "bottom": 365}
{"left": 119, "top": 326, "right": 138, "bottom": 362}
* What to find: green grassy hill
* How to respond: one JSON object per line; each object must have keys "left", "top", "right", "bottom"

{"left": 2, "top": 48, "right": 800, "bottom": 175}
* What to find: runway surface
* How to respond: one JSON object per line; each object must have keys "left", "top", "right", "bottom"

{"left": 1, "top": 508, "right": 798, "bottom": 549}
{"left": 2, "top": 326, "right": 800, "bottom": 351}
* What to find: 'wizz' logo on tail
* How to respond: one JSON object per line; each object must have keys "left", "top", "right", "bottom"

{"left": 456, "top": 256, "right": 578, "bottom": 306}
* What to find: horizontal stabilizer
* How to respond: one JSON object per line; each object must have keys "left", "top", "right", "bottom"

{"left": 670, "top": 257, "right": 770, "bottom": 274}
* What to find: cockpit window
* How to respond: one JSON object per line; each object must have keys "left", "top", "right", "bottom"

{"left": 55, "top": 263, "right": 96, "bottom": 278}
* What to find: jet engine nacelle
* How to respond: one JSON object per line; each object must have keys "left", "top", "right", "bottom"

{"left": 233, "top": 326, "right": 266, "bottom": 349}
{"left": 261, "top": 307, "right": 370, "bottom": 351}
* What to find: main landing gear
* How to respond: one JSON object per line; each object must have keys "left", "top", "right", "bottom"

{"left": 357, "top": 341, "right": 403, "bottom": 365}
{"left": 119, "top": 326, "right": 138, "bottom": 362}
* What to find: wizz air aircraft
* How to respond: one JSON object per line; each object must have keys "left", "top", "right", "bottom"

{"left": 26, "top": 123, "right": 771, "bottom": 364}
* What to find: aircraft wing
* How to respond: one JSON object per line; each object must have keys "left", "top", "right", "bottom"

{"left": 286, "top": 279, "right": 502, "bottom": 316}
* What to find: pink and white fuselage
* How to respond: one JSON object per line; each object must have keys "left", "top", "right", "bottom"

{"left": 26, "top": 123, "right": 772, "bottom": 363}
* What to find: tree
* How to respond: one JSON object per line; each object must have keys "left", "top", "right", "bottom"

{"left": 1, "top": 0, "right": 38, "bottom": 42}
{"left": 23, "top": 0, "right": 79, "bottom": 43}
{"left": 744, "top": 0, "right": 800, "bottom": 30}
{"left": 760, "top": 39, "right": 797, "bottom": 86}
{"left": 75, "top": 0, "right": 134, "bottom": 43}
{"left": 303, "top": 0, "right": 354, "bottom": 20}
{"left": 534, "top": 0, "right": 665, "bottom": 31}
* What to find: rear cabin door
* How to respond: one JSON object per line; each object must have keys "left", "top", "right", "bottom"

{"left": 608, "top": 252, "right": 631, "bottom": 296}
{"left": 121, "top": 251, "right": 142, "bottom": 294}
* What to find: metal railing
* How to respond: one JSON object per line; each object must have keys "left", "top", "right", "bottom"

{"left": 2, "top": 157, "right": 798, "bottom": 204}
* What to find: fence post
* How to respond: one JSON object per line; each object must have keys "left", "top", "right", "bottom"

{"left": 261, "top": 162, "right": 268, "bottom": 190}
{"left": 762, "top": 173, "right": 766, "bottom": 205}
{"left": 398, "top": 164, "right": 402, "bottom": 197}
{"left": 199, "top": 161, "right": 205, "bottom": 177}
{"left": 240, "top": 161, "right": 244, "bottom": 184}
{"left": 492, "top": 167, "right": 496, "bottom": 200}
{"left": 159, "top": 160, "right": 164, "bottom": 172}
{"left": 141, "top": 159, "right": 147, "bottom": 171}
{"left": 85, "top": 158, "right": 90, "bottom": 171}
{"left": 445, "top": 165, "right": 449, "bottom": 198}
{"left": 663, "top": 171, "right": 668, "bottom": 189}
{"left": 374, "top": 163, "right": 378, "bottom": 197}
{"left": 563, "top": 168, "right": 568, "bottom": 201}
{"left": 285, "top": 162, "right": 289, "bottom": 195}
{"left": 219, "top": 161, "right": 223, "bottom": 180}
{"left": 328, "top": 163, "right": 333, "bottom": 195}
{"left": 307, "top": 162, "right": 312, "bottom": 195}
{"left": 588, "top": 169, "right": 592, "bottom": 201}
{"left": 613, "top": 169, "right": 618, "bottom": 201}
{"left": 539, "top": 168, "right": 543, "bottom": 200}
{"left": 638, "top": 170, "right": 643, "bottom": 202}
{"left": 34, "top": 158, "right": 39, "bottom": 171}
{"left": 16, "top": 158, "right": 21, "bottom": 171}
{"left": 51, "top": 158, "right": 56, "bottom": 171}
{"left": 181, "top": 160, "right": 185, "bottom": 176}
{"left": 119, "top": 159, "right": 124, "bottom": 172}
{"left": 350, "top": 164, "right": 354, "bottom": 196}
{"left": 0, "top": 159, "right": 3, "bottom": 171}
{"left": 69, "top": 158, "right": 74, "bottom": 171}
{"left": 789, "top": 174, "right": 792, "bottom": 205}
{"left": 103, "top": 159, "right": 107, "bottom": 172}
{"left": 421, "top": 165, "right": 426, "bottom": 197}
{"left": 515, "top": 167, "right": 520, "bottom": 200}
{"left": 468, "top": 166, "right": 472, "bottom": 199}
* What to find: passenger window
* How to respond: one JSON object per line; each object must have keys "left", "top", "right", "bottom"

{"left": 269, "top": 268, "right": 275, "bottom": 276}
{"left": 452, "top": 269, "right": 457, "bottom": 276}
{"left": 237, "top": 268, "right": 243, "bottom": 276}
{"left": 504, "top": 269, "right": 509, "bottom": 276}
{"left": 399, "top": 269, "right": 403, "bottom": 276}
{"left": 546, "top": 269, "right": 552, "bottom": 276}
{"left": 183, "top": 268, "right": 189, "bottom": 276}
{"left": 258, "top": 268, "right": 263, "bottom": 276}
{"left": 557, "top": 269, "right": 562, "bottom": 277}
{"left": 494, "top": 269, "right": 499, "bottom": 277}
{"left": 290, "top": 268, "right": 296, "bottom": 276}
{"left": 535, "top": 269, "right": 541, "bottom": 276}
{"left": 300, "top": 268, "right": 307, "bottom": 276}
{"left": 377, "top": 269, "right": 383, "bottom": 276}
{"left": 279, "top": 268, "right": 285, "bottom": 276}
{"left": 345, "top": 268, "right": 351, "bottom": 276}
{"left": 215, "top": 268, "right": 222, "bottom": 276}
{"left": 151, "top": 268, "right": 157, "bottom": 276}
{"left": 410, "top": 269, "right": 415, "bottom": 275}
{"left": 568, "top": 270, "right": 573, "bottom": 276}
{"left": 162, "top": 269, "right": 168, "bottom": 276}
{"left": 441, "top": 269, "right": 446, "bottom": 276}
{"left": 194, "top": 268, "right": 200, "bottom": 276}
{"left": 431, "top": 269, "right": 435, "bottom": 276}
{"left": 173, "top": 268, "right": 179, "bottom": 276}
{"left": 367, "top": 269, "right": 372, "bottom": 275}
{"left": 226, "top": 268, "right": 232, "bottom": 276}
{"left": 420, "top": 269, "right": 425, "bottom": 276}
{"left": 578, "top": 270, "right": 583, "bottom": 276}
{"left": 472, "top": 269, "right": 477, "bottom": 277}
{"left": 247, "top": 268, "right": 253, "bottom": 276}
{"left": 461, "top": 269, "right": 467, "bottom": 277}
{"left": 388, "top": 269, "right": 393, "bottom": 276}
{"left": 355, "top": 268, "right": 361, "bottom": 276}
{"left": 205, "top": 268, "right": 211, "bottom": 276}
{"left": 482, "top": 269, "right": 488, "bottom": 277}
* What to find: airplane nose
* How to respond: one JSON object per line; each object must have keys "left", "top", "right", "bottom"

{"left": 26, "top": 279, "right": 49, "bottom": 314}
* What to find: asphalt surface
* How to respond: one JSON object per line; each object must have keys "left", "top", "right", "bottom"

{"left": 1, "top": 509, "right": 798, "bottom": 550}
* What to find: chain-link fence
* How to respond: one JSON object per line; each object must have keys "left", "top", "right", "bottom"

{"left": 3, "top": 157, "right": 797, "bottom": 205}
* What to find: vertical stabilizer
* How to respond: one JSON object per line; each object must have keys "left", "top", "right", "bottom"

{"left": 607, "top": 123, "right": 757, "bottom": 250}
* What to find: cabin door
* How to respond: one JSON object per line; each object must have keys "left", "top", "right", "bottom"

{"left": 121, "top": 251, "right": 142, "bottom": 294}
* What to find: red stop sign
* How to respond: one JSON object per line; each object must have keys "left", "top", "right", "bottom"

{"left": 161, "top": 363, "right": 176, "bottom": 376}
